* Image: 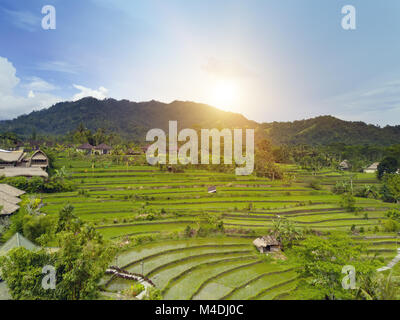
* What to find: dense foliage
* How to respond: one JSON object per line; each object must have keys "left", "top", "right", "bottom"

{"left": 0, "top": 205, "right": 116, "bottom": 300}
{"left": 0, "top": 176, "right": 75, "bottom": 194}
{"left": 293, "top": 233, "right": 379, "bottom": 300}
{"left": 2, "top": 98, "right": 400, "bottom": 147}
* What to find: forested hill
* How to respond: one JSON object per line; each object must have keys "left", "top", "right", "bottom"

{"left": 262, "top": 116, "right": 400, "bottom": 146}
{"left": 0, "top": 98, "right": 257, "bottom": 140}
{"left": 0, "top": 97, "right": 400, "bottom": 145}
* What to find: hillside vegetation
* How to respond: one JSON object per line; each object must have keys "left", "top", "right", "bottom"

{"left": 1, "top": 98, "right": 400, "bottom": 145}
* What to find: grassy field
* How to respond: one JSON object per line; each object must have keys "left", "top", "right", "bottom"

{"left": 38, "top": 155, "right": 399, "bottom": 300}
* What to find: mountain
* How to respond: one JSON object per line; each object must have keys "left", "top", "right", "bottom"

{"left": 0, "top": 98, "right": 257, "bottom": 141}
{"left": 1, "top": 98, "right": 400, "bottom": 145}
{"left": 261, "top": 116, "right": 400, "bottom": 145}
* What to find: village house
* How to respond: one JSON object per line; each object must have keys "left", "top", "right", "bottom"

{"left": 77, "top": 143, "right": 113, "bottom": 155}
{"left": 364, "top": 162, "right": 380, "bottom": 174}
{"left": 253, "top": 235, "right": 281, "bottom": 253}
{"left": 27, "top": 150, "right": 49, "bottom": 169}
{"left": 76, "top": 143, "right": 94, "bottom": 154}
{"left": 339, "top": 160, "right": 350, "bottom": 171}
{"left": 0, "top": 150, "right": 25, "bottom": 167}
{"left": 0, "top": 149, "right": 49, "bottom": 178}
{"left": 93, "top": 143, "right": 112, "bottom": 155}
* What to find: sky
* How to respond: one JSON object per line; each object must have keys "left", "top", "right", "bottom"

{"left": 0, "top": 0, "right": 400, "bottom": 126}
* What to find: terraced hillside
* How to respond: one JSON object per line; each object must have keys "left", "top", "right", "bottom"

{"left": 103, "top": 238, "right": 297, "bottom": 300}
{"left": 39, "top": 156, "right": 399, "bottom": 299}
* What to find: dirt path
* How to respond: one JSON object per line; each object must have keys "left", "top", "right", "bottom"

{"left": 105, "top": 267, "right": 154, "bottom": 300}
{"left": 377, "top": 248, "right": 400, "bottom": 272}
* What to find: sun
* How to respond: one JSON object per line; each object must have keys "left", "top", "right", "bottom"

{"left": 209, "top": 79, "right": 239, "bottom": 112}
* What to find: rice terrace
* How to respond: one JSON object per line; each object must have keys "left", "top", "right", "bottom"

{"left": 2, "top": 143, "right": 398, "bottom": 300}
{"left": 1, "top": 0, "right": 400, "bottom": 305}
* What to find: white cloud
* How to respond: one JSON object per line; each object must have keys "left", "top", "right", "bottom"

{"left": 0, "top": 57, "right": 109, "bottom": 120}
{"left": 23, "top": 76, "right": 57, "bottom": 92}
{"left": 0, "top": 57, "right": 61, "bottom": 120}
{"left": 36, "top": 61, "right": 78, "bottom": 74}
{"left": 3, "top": 8, "right": 41, "bottom": 32}
{"left": 72, "top": 84, "right": 108, "bottom": 101}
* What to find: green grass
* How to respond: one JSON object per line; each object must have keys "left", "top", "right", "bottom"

{"left": 38, "top": 157, "right": 400, "bottom": 300}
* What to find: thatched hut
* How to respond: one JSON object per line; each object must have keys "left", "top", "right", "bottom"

{"left": 364, "top": 162, "right": 379, "bottom": 173}
{"left": 94, "top": 143, "right": 112, "bottom": 155}
{"left": 208, "top": 186, "right": 217, "bottom": 194}
{"left": 0, "top": 150, "right": 24, "bottom": 168}
{"left": 339, "top": 160, "right": 350, "bottom": 171}
{"left": 77, "top": 143, "right": 94, "bottom": 154}
{"left": 26, "top": 150, "right": 49, "bottom": 169}
{"left": 253, "top": 235, "right": 281, "bottom": 253}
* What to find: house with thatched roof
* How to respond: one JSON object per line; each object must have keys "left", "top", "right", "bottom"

{"left": 0, "top": 150, "right": 25, "bottom": 168}
{"left": 76, "top": 143, "right": 94, "bottom": 154}
{"left": 253, "top": 235, "right": 281, "bottom": 253}
{"left": 364, "top": 162, "right": 380, "bottom": 174}
{"left": 0, "top": 184, "right": 25, "bottom": 216}
{"left": 208, "top": 186, "right": 217, "bottom": 194}
{"left": 0, "top": 167, "right": 48, "bottom": 179}
{"left": 23, "top": 150, "right": 49, "bottom": 169}
{"left": 339, "top": 160, "right": 350, "bottom": 171}
{"left": 0, "top": 233, "right": 38, "bottom": 257}
{"left": 0, "top": 149, "right": 48, "bottom": 168}
{"left": 93, "top": 143, "right": 112, "bottom": 155}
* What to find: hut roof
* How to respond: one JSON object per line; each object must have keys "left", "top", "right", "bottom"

{"left": 253, "top": 235, "right": 280, "bottom": 248}
{"left": 0, "top": 184, "right": 25, "bottom": 197}
{"left": 0, "top": 233, "right": 38, "bottom": 256}
{"left": 339, "top": 160, "right": 350, "bottom": 168}
{"left": 366, "top": 162, "right": 380, "bottom": 170}
{"left": 29, "top": 149, "right": 48, "bottom": 161}
{"left": 0, "top": 200, "right": 20, "bottom": 216}
{"left": 94, "top": 143, "right": 112, "bottom": 150}
{"left": 0, "top": 184, "right": 25, "bottom": 215}
{"left": 208, "top": 186, "right": 217, "bottom": 193}
{"left": 77, "top": 143, "right": 94, "bottom": 150}
{"left": 0, "top": 192, "right": 20, "bottom": 205}
{"left": 0, "top": 167, "right": 48, "bottom": 178}
{"left": 0, "top": 150, "right": 24, "bottom": 163}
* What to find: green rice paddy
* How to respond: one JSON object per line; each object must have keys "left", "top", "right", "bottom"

{"left": 39, "top": 156, "right": 399, "bottom": 299}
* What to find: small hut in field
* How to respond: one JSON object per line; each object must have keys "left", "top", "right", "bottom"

{"left": 208, "top": 186, "right": 217, "bottom": 194}
{"left": 253, "top": 235, "right": 281, "bottom": 253}
{"left": 339, "top": 160, "right": 350, "bottom": 171}
{"left": 364, "top": 162, "right": 379, "bottom": 173}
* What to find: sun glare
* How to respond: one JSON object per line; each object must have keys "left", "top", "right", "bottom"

{"left": 209, "top": 79, "right": 239, "bottom": 112}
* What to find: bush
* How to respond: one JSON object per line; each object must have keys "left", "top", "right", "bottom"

{"left": 340, "top": 193, "right": 356, "bottom": 212}
{"left": 0, "top": 176, "right": 75, "bottom": 194}
{"left": 385, "top": 209, "right": 400, "bottom": 221}
{"left": 332, "top": 181, "right": 350, "bottom": 195}
{"left": 123, "top": 283, "right": 145, "bottom": 297}
{"left": 307, "top": 179, "right": 322, "bottom": 190}
{"left": 144, "top": 287, "right": 162, "bottom": 300}
{"left": 383, "top": 219, "right": 400, "bottom": 232}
